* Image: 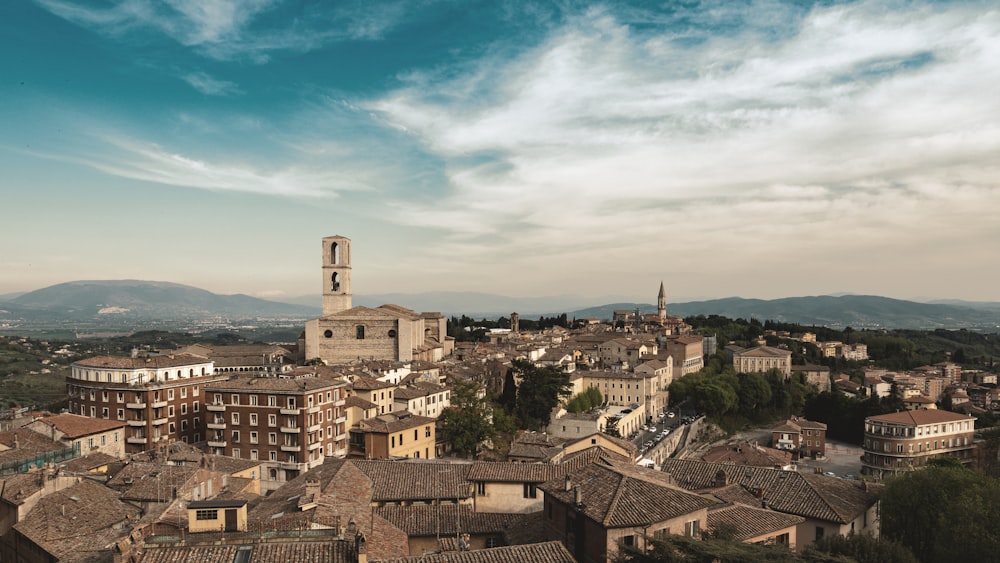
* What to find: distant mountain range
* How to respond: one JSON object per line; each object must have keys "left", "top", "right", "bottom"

{"left": 0, "top": 281, "right": 997, "bottom": 331}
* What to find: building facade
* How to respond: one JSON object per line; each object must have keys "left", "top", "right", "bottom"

{"left": 68, "top": 354, "right": 226, "bottom": 454}
{"left": 203, "top": 371, "right": 348, "bottom": 487}
{"left": 862, "top": 410, "right": 976, "bottom": 477}
{"left": 733, "top": 346, "right": 792, "bottom": 377}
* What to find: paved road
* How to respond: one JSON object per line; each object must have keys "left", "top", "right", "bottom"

{"left": 708, "top": 428, "right": 865, "bottom": 480}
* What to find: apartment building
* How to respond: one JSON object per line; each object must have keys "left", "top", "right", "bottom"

{"left": 862, "top": 410, "right": 976, "bottom": 477}
{"left": 203, "top": 371, "right": 348, "bottom": 487}
{"left": 663, "top": 335, "right": 705, "bottom": 376}
{"left": 68, "top": 354, "right": 226, "bottom": 454}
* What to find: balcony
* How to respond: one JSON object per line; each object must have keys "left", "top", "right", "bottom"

{"left": 335, "top": 415, "right": 347, "bottom": 425}
{"left": 126, "top": 401, "right": 146, "bottom": 409}
{"left": 207, "top": 422, "right": 226, "bottom": 430}
{"left": 334, "top": 398, "right": 345, "bottom": 407}
{"left": 335, "top": 432, "right": 348, "bottom": 442}
{"left": 279, "top": 461, "right": 302, "bottom": 470}
{"left": 152, "top": 417, "right": 168, "bottom": 426}
{"left": 280, "top": 407, "right": 300, "bottom": 415}
{"left": 308, "top": 441, "right": 323, "bottom": 451}
{"left": 307, "top": 405, "right": 320, "bottom": 414}
{"left": 280, "top": 444, "right": 301, "bottom": 452}
{"left": 151, "top": 400, "right": 168, "bottom": 409}
{"left": 207, "top": 403, "right": 226, "bottom": 412}
{"left": 207, "top": 440, "right": 227, "bottom": 448}
{"left": 127, "top": 419, "right": 146, "bottom": 427}
{"left": 307, "top": 424, "right": 321, "bottom": 433}
{"left": 280, "top": 425, "right": 300, "bottom": 434}
{"left": 127, "top": 437, "right": 147, "bottom": 445}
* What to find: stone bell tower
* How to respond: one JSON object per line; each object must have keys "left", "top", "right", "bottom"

{"left": 322, "top": 235, "right": 352, "bottom": 316}
{"left": 657, "top": 281, "right": 667, "bottom": 321}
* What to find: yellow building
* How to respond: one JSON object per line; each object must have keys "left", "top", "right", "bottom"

{"left": 187, "top": 499, "right": 248, "bottom": 533}
{"left": 349, "top": 411, "right": 436, "bottom": 460}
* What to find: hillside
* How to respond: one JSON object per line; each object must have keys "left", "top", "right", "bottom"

{"left": 3, "top": 280, "right": 319, "bottom": 321}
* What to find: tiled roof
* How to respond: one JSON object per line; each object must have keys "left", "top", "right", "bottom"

{"left": 73, "top": 354, "right": 209, "bottom": 369}
{"left": 139, "top": 540, "right": 357, "bottom": 563}
{"left": 33, "top": 413, "right": 126, "bottom": 439}
{"left": 735, "top": 346, "right": 791, "bottom": 358}
{"left": 377, "top": 541, "right": 577, "bottom": 562}
{"left": 0, "top": 428, "right": 66, "bottom": 465}
{"left": 541, "top": 460, "right": 715, "bottom": 528}
{"left": 350, "top": 375, "right": 395, "bottom": 390}
{"left": 344, "top": 395, "right": 377, "bottom": 409}
{"left": 708, "top": 503, "right": 805, "bottom": 541}
{"left": 661, "top": 459, "right": 877, "bottom": 524}
{"left": 358, "top": 412, "right": 436, "bottom": 434}
{"left": 14, "top": 479, "right": 140, "bottom": 562}
{"left": 60, "top": 452, "right": 118, "bottom": 472}
{"left": 502, "top": 510, "right": 549, "bottom": 545}
{"left": 375, "top": 505, "right": 523, "bottom": 536}
{"left": 205, "top": 374, "right": 345, "bottom": 393}
{"left": 467, "top": 462, "right": 565, "bottom": 483}
{"left": 867, "top": 409, "right": 974, "bottom": 425}
{"left": 352, "top": 460, "right": 473, "bottom": 501}
{"left": 701, "top": 443, "right": 793, "bottom": 467}
{"left": 107, "top": 463, "right": 199, "bottom": 502}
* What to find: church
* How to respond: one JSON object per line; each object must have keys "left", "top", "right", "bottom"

{"left": 303, "top": 235, "right": 454, "bottom": 364}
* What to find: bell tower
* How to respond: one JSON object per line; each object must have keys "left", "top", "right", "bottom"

{"left": 322, "top": 235, "right": 352, "bottom": 316}
{"left": 657, "top": 281, "right": 667, "bottom": 321}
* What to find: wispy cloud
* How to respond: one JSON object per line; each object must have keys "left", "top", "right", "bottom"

{"left": 367, "top": 1, "right": 1000, "bottom": 271}
{"left": 34, "top": 0, "right": 424, "bottom": 62}
{"left": 181, "top": 71, "right": 242, "bottom": 95}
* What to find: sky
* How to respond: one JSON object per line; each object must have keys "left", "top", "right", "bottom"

{"left": 1, "top": 0, "right": 999, "bottom": 305}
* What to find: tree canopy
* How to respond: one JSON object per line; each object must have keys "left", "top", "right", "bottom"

{"left": 506, "top": 359, "right": 573, "bottom": 430}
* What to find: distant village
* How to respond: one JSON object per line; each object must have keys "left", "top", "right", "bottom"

{"left": 0, "top": 235, "right": 988, "bottom": 562}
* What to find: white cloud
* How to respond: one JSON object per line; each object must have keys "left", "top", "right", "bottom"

{"left": 181, "top": 71, "right": 242, "bottom": 95}
{"left": 34, "top": 0, "right": 423, "bottom": 62}
{"left": 366, "top": 0, "right": 1000, "bottom": 278}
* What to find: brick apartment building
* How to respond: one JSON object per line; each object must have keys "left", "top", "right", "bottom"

{"left": 862, "top": 409, "right": 976, "bottom": 477}
{"left": 68, "top": 354, "right": 227, "bottom": 454}
{"left": 203, "top": 369, "right": 348, "bottom": 487}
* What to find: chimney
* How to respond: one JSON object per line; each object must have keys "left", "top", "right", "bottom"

{"left": 564, "top": 474, "right": 572, "bottom": 492}
{"left": 305, "top": 479, "right": 320, "bottom": 498}
{"left": 574, "top": 486, "right": 583, "bottom": 507}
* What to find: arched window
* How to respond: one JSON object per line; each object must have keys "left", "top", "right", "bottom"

{"left": 331, "top": 272, "right": 340, "bottom": 292}
{"left": 356, "top": 325, "right": 365, "bottom": 340}
{"left": 331, "top": 242, "right": 340, "bottom": 265}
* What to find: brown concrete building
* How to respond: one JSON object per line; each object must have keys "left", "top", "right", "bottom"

{"left": 862, "top": 409, "right": 976, "bottom": 477}
{"left": 349, "top": 411, "right": 436, "bottom": 460}
{"left": 24, "top": 413, "right": 126, "bottom": 459}
{"left": 68, "top": 354, "right": 226, "bottom": 454}
{"left": 203, "top": 370, "right": 348, "bottom": 487}
{"left": 771, "top": 417, "right": 828, "bottom": 459}
{"left": 663, "top": 335, "right": 705, "bottom": 376}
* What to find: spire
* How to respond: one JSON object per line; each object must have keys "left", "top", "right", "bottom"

{"left": 657, "top": 281, "right": 667, "bottom": 321}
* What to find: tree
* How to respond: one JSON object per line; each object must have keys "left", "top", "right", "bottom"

{"left": 604, "top": 415, "right": 621, "bottom": 438}
{"left": 510, "top": 360, "right": 573, "bottom": 430}
{"left": 439, "top": 378, "right": 494, "bottom": 457}
{"left": 880, "top": 464, "right": 1000, "bottom": 563}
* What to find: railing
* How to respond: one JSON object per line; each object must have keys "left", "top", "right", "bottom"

{"left": 0, "top": 443, "right": 80, "bottom": 476}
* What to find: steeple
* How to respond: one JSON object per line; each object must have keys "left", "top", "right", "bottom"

{"left": 657, "top": 281, "right": 667, "bottom": 321}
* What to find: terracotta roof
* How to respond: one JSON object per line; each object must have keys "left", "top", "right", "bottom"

{"left": 139, "top": 539, "right": 357, "bottom": 563}
{"left": 661, "top": 459, "right": 877, "bottom": 524}
{"left": 107, "top": 463, "right": 199, "bottom": 502}
{"left": 866, "top": 409, "right": 974, "bottom": 425}
{"left": 708, "top": 503, "right": 805, "bottom": 541}
{"left": 73, "top": 354, "right": 209, "bottom": 369}
{"left": 350, "top": 375, "right": 395, "bottom": 391}
{"left": 375, "top": 505, "right": 523, "bottom": 536}
{"left": 467, "top": 462, "right": 565, "bottom": 483}
{"left": 502, "top": 510, "right": 549, "bottom": 545}
{"left": 378, "top": 541, "right": 576, "bottom": 562}
{"left": 14, "top": 479, "right": 140, "bottom": 562}
{"left": 32, "top": 413, "right": 126, "bottom": 439}
{"left": 205, "top": 374, "right": 345, "bottom": 393}
{"left": 701, "top": 442, "right": 793, "bottom": 467}
{"left": 60, "top": 452, "right": 118, "bottom": 472}
{"left": 344, "top": 395, "right": 377, "bottom": 410}
{"left": 352, "top": 460, "right": 473, "bottom": 502}
{"left": 541, "top": 460, "right": 715, "bottom": 528}
{"left": 358, "top": 412, "right": 436, "bottom": 434}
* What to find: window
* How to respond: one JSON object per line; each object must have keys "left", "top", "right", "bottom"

{"left": 232, "top": 431, "right": 240, "bottom": 442}
{"left": 425, "top": 426, "right": 432, "bottom": 438}
{"left": 214, "top": 394, "right": 222, "bottom": 405}
{"left": 117, "top": 392, "right": 124, "bottom": 403}
{"left": 168, "top": 405, "right": 174, "bottom": 416}
{"left": 169, "top": 423, "right": 175, "bottom": 433}
{"left": 232, "top": 413, "right": 239, "bottom": 424}
{"left": 815, "top": 526, "right": 825, "bottom": 539}
{"left": 250, "top": 413, "right": 258, "bottom": 425}
{"left": 250, "top": 431, "right": 258, "bottom": 444}
{"left": 268, "top": 396, "right": 277, "bottom": 406}
{"left": 182, "top": 420, "right": 188, "bottom": 430}
{"left": 523, "top": 483, "right": 537, "bottom": 498}
{"left": 232, "top": 448, "right": 240, "bottom": 459}
{"left": 477, "top": 482, "right": 486, "bottom": 495}
{"left": 268, "top": 415, "right": 277, "bottom": 427}
{"left": 251, "top": 450, "right": 258, "bottom": 460}
{"left": 231, "top": 394, "right": 239, "bottom": 405}
{"left": 250, "top": 395, "right": 258, "bottom": 406}
{"left": 168, "top": 389, "right": 174, "bottom": 400}
{"left": 356, "top": 325, "right": 365, "bottom": 339}
{"left": 180, "top": 388, "right": 187, "bottom": 398}
{"left": 117, "top": 408, "right": 124, "bottom": 420}
{"left": 685, "top": 520, "right": 700, "bottom": 538}
{"left": 194, "top": 401, "right": 200, "bottom": 412}
{"left": 269, "top": 432, "right": 277, "bottom": 444}
{"left": 195, "top": 509, "right": 218, "bottom": 521}
{"left": 622, "top": 535, "right": 635, "bottom": 547}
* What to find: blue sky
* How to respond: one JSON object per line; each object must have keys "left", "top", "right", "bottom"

{"left": 2, "top": 0, "right": 998, "bottom": 304}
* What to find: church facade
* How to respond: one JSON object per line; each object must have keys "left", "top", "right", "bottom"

{"left": 303, "top": 235, "right": 454, "bottom": 365}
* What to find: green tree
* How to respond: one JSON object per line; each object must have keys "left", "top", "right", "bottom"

{"left": 439, "top": 378, "right": 494, "bottom": 457}
{"left": 510, "top": 360, "right": 573, "bottom": 430}
{"left": 604, "top": 415, "right": 621, "bottom": 438}
{"left": 738, "top": 373, "right": 772, "bottom": 419}
{"left": 880, "top": 465, "right": 1000, "bottom": 563}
